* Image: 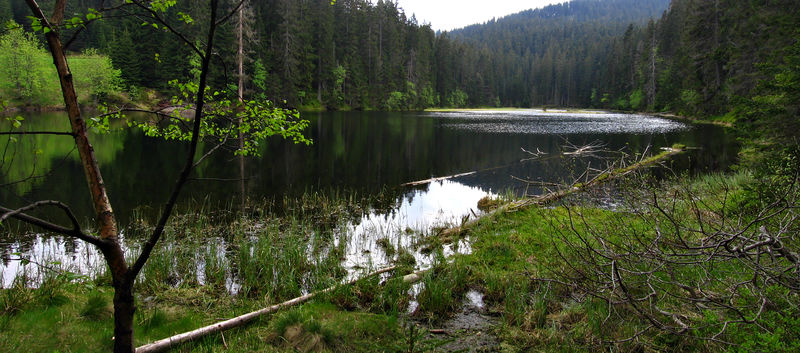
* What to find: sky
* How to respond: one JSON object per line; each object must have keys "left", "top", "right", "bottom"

{"left": 394, "top": 0, "right": 564, "bottom": 31}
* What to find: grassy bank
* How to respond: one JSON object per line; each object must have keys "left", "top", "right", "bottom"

{"left": 0, "top": 194, "right": 423, "bottom": 352}
{"left": 430, "top": 170, "right": 800, "bottom": 352}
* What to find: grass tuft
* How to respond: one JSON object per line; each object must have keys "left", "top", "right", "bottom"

{"left": 80, "top": 292, "right": 112, "bottom": 321}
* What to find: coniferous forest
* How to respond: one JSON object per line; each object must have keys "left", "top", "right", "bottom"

{"left": 1, "top": 0, "right": 797, "bottom": 117}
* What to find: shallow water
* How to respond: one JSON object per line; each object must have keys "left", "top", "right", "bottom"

{"left": 1, "top": 110, "right": 737, "bottom": 287}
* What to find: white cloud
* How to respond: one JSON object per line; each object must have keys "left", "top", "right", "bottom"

{"left": 394, "top": 0, "right": 564, "bottom": 31}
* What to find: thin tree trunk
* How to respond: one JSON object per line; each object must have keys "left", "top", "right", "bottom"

{"left": 648, "top": 29, "right": 657, "bottom": 107}
{"left": 238, "top": 4, "right": 244, "bottom": 103}
{"left": 23, "top": 0, "right": 119, "bottom": 242}
{"left": 24, "top": 1, "right": 130, "bottom": 352}
{"left": 237, "top": 3, "right": 246, "bottom": 211}
{"left": 22, "top": 1, "right": 223, "bottom": 352}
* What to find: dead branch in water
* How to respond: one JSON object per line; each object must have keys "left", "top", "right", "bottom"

{"left": 402, "top": 172, "right": 477, "bottom": 187}
{"left": 438, "top": 146, "right": 685, "bottom": 239}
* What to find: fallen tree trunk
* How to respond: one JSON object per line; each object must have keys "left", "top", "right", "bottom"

{"left": 136, "top": 266, "right": 397, "bottom": 353}
{"left": 440, "top": 146, "right": 685, "bottom": 238}
{"left": 402, "top": 171, "right": 477, "bottom": 186}
{"left": 512, "top": 146, "right": 685, "bottom": 208}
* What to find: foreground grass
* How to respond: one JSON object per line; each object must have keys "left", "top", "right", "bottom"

{"left": 0, "top": 283, "right": 211, "bottom": 352}
{"left": 3, "top": 172, "right": 799, "bottom": 352}
{"left": 0, "top": 282, "right": 411, "bottom": 352}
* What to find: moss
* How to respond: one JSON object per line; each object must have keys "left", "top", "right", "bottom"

{"left": 477, "top": 195, "right": 504, "bottom": 211}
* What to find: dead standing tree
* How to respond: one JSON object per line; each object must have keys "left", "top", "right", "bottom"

{"left": 0, "top": 1, "right": 308, "bottom": 352}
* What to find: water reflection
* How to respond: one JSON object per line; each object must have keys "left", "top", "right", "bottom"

{"left": 341, "top": 179, "right": 490, "bottom": 274}
{"left": 434, "top": 110, "right": 687, "bottom": 134}
{"left": 1, "top": 110, "right": 738, "bottom": 287}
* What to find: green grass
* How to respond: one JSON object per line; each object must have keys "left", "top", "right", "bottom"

{"left": 0, "top": 281, "right": 411, "bottom": 353}
{"left": 422, "top": 171, "right": 800, "bottom": 352}
{"left": 0, "top": 282, "right": 213, "bottom": 352}
{"left": 0, "top": 53, "right": 122, "bottom": 108}
{"left": 264, "top": 302, "right": 404, "bottom": 352}
{"left": 3, "top": 172, "right": 798, "bottom": 352}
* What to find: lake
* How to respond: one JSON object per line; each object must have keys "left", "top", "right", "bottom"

{"left": 0, "top": 110, "right": 738, "bottom": 287}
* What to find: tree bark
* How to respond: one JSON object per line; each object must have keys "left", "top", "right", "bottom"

{"left": 113, "top": 281, "right": 137, "bottom": 353}
{"left": 23, "top": 1, "right": 132, "bottom": 352}
{"left": 23, "top": 0, "right": 119, "bottom": 242}
{"left": 21, "top": 1, "right": 224, "bottom": 352}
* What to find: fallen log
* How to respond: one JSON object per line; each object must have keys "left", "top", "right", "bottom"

{"left": 439, "top": 146, "right": 685, "bottom": 238}
{"left": 136, "top": 266, "right": 397, "bottom": 353}
{"left": 402, "top": 171, "right": 477, "bottom": 186}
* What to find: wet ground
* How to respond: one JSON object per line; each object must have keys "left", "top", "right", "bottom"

{"left": 418, "top": 289, "right": 501, "bottom": 352}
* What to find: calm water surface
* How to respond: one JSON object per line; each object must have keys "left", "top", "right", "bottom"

{"left": 0, "top": 110, "right": 738, "bottom": 286}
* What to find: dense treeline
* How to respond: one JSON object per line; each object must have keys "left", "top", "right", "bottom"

{"left": 1, "top": 0, "right": 797, "bottom": 119}
{"left": 449, "top": 0, "right": 670, "bottom": 107}
{"left": 0, "top": 0, "right": 668, "bottom": 110}
{"left": 1, "top": 0, "right": 445, "bottom": 110}
{"left": 593, "top": 0, "right": 800, "bottom": 118}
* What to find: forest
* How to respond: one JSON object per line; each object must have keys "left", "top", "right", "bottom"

{"left": 1, "top": 0, "right": 670, "bottom": 110}
{"left": 3, "top": 0, "right": 795, "bottom": 117}
{"left": 1, "top": 0, "right": 800, "bottom": 352}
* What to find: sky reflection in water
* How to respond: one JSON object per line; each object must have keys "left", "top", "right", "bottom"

{"left": 2, "top": 111, "right": 733, "bottom": 288}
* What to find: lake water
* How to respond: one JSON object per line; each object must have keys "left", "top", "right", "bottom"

{"left": 0, "top": 110, "right": 738, "bottom": 287}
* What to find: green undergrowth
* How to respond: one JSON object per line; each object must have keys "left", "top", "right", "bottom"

{"left": 4, "top": 170, "right": 799, "bottom": 352}
{"left": 0, "top": 281, "right": 211, "bottom": 352}
{"left": 0, "top": 279, "right": 417, "bottom": 352}
{"left": 1, "top": 192, "right": 422, "bottom": 352}
{"left": 434, "top": 171, "right": 800, "bottom": 352}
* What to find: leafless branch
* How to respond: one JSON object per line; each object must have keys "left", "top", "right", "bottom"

{"left": 540, "top": 170, "right": 800, "bottom": 346}
{"left": 0, "top": 202, "right": 102, "bottom": 247}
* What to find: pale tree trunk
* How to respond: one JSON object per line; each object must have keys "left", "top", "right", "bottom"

{"left": 648, "top": 29, "right": 657, "bottom": 107}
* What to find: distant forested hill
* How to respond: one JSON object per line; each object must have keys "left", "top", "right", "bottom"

{"left": 599, "top": 0, "right": 800, "bottom": 117}
{"left": 446, "top": 0, "right": 671, "bottom": 107}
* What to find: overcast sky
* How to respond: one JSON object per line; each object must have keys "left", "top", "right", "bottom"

{"left": 394, "top": 0, "right": 565, "bottom": 31}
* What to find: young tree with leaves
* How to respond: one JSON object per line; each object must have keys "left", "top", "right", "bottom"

{"left": 0, "top": 1, "right": 309, "bottom": 352}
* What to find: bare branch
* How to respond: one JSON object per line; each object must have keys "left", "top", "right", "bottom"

{"left": 216, "top": 0, "right": 246, "bottom": 26}
{"left": 0, "top": 202, "right": 102, "bottom": 247}
{"left": 127, "top": 0, "right": 204, "bottom": 59}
